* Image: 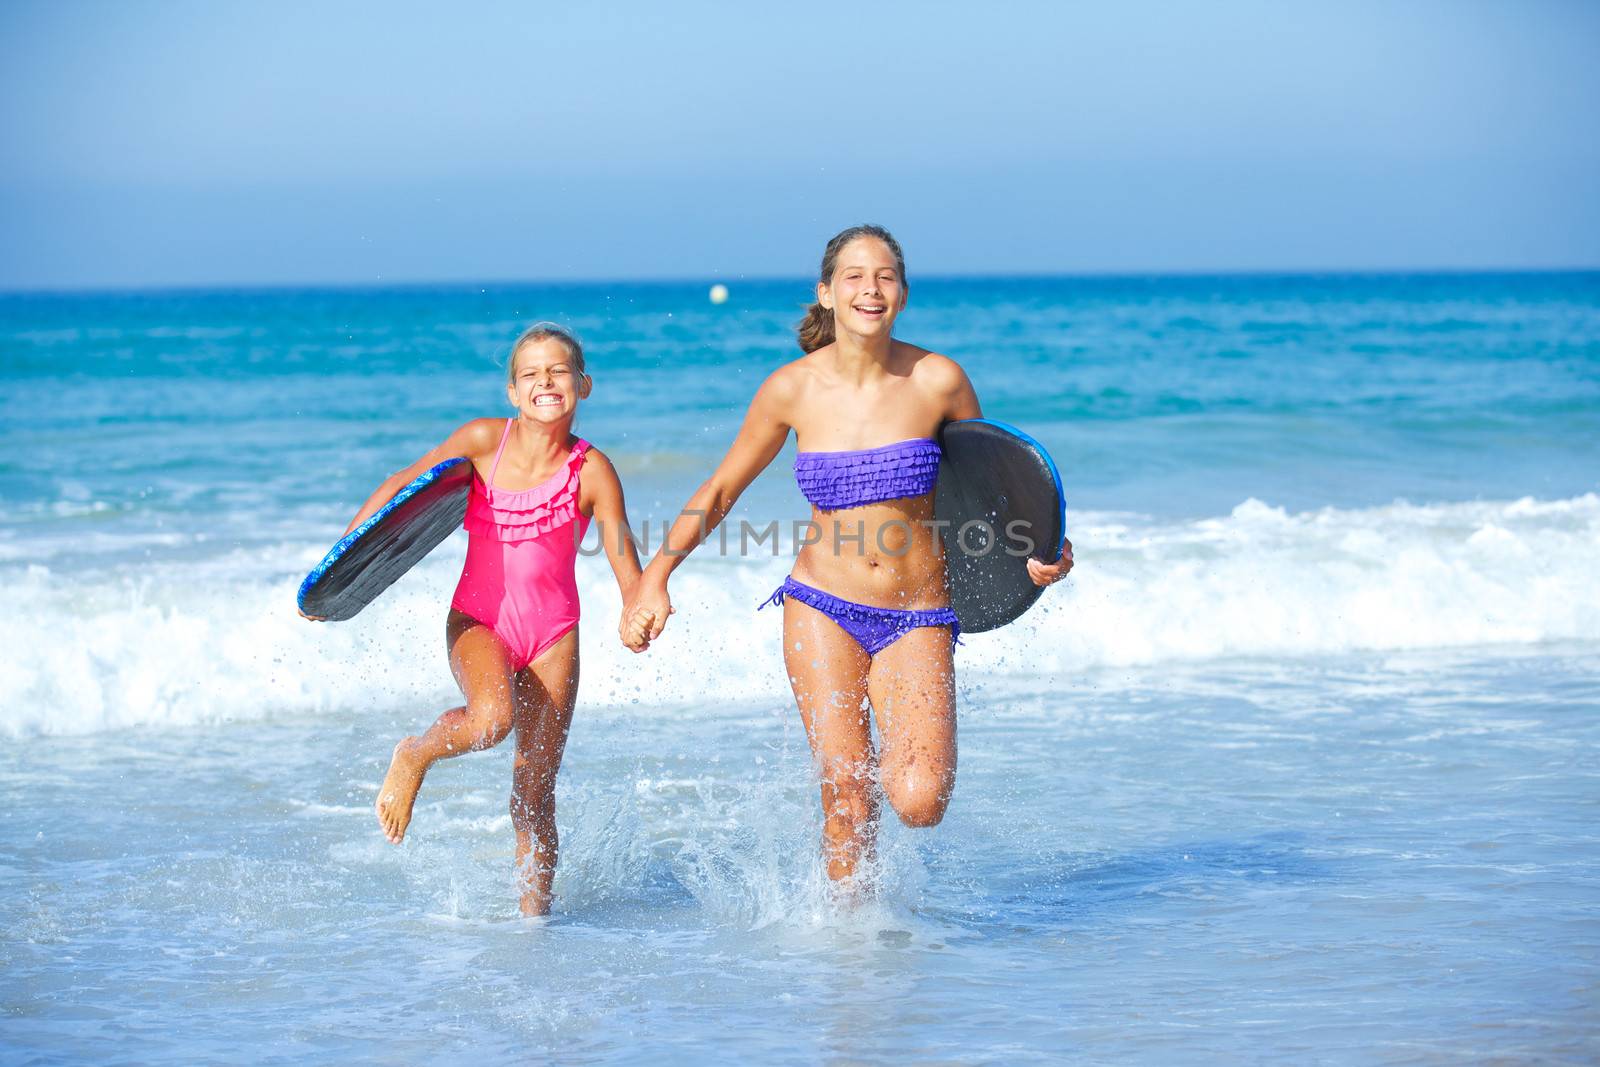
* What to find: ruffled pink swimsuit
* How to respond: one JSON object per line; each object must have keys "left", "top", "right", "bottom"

{"left": 450, "top": 419, "right": 590, "bottom": 669}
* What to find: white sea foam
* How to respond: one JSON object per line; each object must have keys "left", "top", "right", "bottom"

{"left": 980, "top": 493, "right": 1600, "bottom": 677}
{"left": 2, "top": 494, "right": 1597, "bottom": 737}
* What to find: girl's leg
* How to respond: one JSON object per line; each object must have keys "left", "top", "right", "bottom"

{"left": 867, "top": 625, "right": 957, "bottom": 829}
{"left": 783, "top": 598, "right": 875, "bottom": 883}
{"left": 375, "top": 610, "right": 519, "bottom": 844}
{"left": 509, "top": 625, "right": 580, "bottom": 917}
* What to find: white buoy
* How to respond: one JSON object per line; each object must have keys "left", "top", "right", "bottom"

{"left": 708, "top": 284, "right": 729, "bottom": 305}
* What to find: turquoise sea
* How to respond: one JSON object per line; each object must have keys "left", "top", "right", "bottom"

{"left": 3, "top": 272, "right": 1598, "bottom": 1062}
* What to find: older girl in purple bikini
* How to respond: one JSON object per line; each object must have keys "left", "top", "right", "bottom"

{"left": 621, "top": 225, "right": 1072, "bottom": 887}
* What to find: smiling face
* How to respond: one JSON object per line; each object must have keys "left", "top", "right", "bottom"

{"left": 506, "top": 337, "right": 589, "bottom": 423}
{"left": 817, "top": 237, "right": 907, "bottom": 343}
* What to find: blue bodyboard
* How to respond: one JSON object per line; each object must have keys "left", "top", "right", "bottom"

{"left": 298, "top": 458, "right": 473, "bottom": 621}
{"left": 935, "top": 419, "right": 1066, "bottom": 633}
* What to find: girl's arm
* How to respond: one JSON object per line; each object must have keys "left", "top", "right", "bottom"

{"left": 340, "top": 419, "right": 501, "bottom": 536}
{"left": 622, "top": 370, "right": 795, "bottom": 649}
{"left": 933, "top": 353, "right": 983, "bottom": 423}
{"left": 932, "top": 354, "right": 1069, "bottom": 582}
{"left": 300, "top": 418, "right": 499, "bottom": 621}
{"left": 577, "top": 447, "right": 645, "bottom": 604}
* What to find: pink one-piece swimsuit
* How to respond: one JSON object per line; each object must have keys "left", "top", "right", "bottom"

{"left": 450, "top": 419, "right": 590, "bottom": 670}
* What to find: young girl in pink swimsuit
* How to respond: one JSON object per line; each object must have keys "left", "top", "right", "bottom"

{"left": 323, "top": 323, "right": 643, "bottom": 916}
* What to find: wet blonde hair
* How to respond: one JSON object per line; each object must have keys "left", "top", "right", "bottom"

{"left": 507, "top": 322, "right": 586, "bottom": 382}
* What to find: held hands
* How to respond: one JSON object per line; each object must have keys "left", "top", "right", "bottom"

{"left": 619, "top": 580, "right": 674, "bottom": 653}
{"left": 1026, "top": 536, "right": 1074, "bottom": 588}
{"left": 621, "top": 609, "right": 655, "bottom": 651}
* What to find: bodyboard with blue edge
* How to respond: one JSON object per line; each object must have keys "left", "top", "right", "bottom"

{"left": 298, "top": 458, "right": 472, "bottom": 621}
{"left": 935, "top": 419, "right": 1066, "bottom": 633}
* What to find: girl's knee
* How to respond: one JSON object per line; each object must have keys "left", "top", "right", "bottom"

{"left": 883, "top": 768, "right": 952, "bottom": 828}
{"left": 465, "top": 696, "right": 515, "bottom": 748}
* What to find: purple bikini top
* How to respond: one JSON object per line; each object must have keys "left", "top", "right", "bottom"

{"left": 793, "top": 438, "right": 941, "bottom": 511}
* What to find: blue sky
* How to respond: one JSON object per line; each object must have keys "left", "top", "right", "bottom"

{"left": 2, "top": 0, "right": 1597, "bottom": 289}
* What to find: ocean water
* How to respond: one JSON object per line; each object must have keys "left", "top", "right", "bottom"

{"left": 2, "top": 273, "right": 1598, "bottom": 1063}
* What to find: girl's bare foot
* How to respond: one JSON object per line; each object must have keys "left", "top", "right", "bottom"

{"left": 375, "top": 738, "right": 427, "bottom": 844}
{"left": 514, "top": 837, "right": 554, "bottom": 916}
{"left": 518, "top": 889, "right": 552, "bottom": 918}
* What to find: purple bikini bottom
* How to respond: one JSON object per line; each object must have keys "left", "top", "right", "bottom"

{"left": 760, "top": 576, "right": 961, "bottom": 656}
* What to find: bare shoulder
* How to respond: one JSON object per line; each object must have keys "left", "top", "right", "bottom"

{"left": 759, "top": 355, "right": 811, "bottom": 399}
{"left": 576, "top": 443, "right": 624, "bottom": 513}
{"left": 746, "top": 356, "right": 812, "bottom": 420}
{"left": 578, "top": 442, "right": 618, "bottom": 479}
{"left": 901, "top": 343, "right": 981, "bottom": 419}
{"left": 902, "top": 344, "right": 971, "bottom": 392}
{"left": 450, "top": 417, "right": 508, "bottom": 458}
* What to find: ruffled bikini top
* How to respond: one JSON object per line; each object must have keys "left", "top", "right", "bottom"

{"left": 793, "top": 437, "right": 941, "bottom": 512}
{"left": 464, "top": 420, "right": 590, "bottom": 542}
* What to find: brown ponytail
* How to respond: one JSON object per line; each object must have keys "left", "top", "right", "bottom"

{"left": 794, "top": 223, "right": 907, "bottom": 353}
{"left": 797, "top": 301, "right": 834, "bottom": 353}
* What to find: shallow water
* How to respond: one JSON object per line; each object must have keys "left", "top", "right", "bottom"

{"left": 5, "top": 647, "right": 1597, "bottom": 1063}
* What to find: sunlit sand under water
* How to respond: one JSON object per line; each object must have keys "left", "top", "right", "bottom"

{"left": 4, "top": 646, "right": 1597, "bottom": 1063}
